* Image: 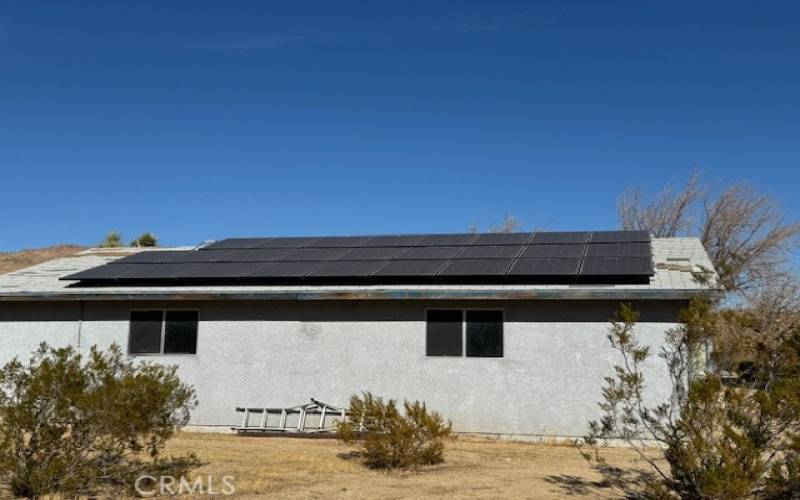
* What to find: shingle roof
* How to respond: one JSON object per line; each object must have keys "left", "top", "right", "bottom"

{"left": 0, "top": 238, "right": 721, "bottom": 301}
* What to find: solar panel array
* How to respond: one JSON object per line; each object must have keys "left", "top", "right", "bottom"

{"left": 62, "top": 231, "right": 654, "bottom": 285}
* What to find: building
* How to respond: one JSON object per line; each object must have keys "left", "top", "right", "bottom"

{"left": 0, "top": 231, "right": 719, "bottom": 440}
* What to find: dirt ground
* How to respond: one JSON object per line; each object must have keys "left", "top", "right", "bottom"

{"left": 160, "top": 432, "right": 653, "bottom": 499}
{"left": 0, "top": 245, "right": 84, "bottom": 275}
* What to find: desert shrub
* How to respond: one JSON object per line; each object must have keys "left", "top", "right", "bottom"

{"left": 338, "top": 392, "right": 453, "bottom": 469}
{"left": 131, "top": 232, "right": 158, "bottom": 247}
{"left": 0, "top": 342, "right": 198, "bottom": 498}
{"left": 99, "top": 231, "right": 123, "bottom": 248}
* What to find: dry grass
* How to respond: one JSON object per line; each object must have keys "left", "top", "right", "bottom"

{"left": 157, "top": 432, "right": 653, "bottom": 499}
{"left": 0, "top": 245, "right": 85, "bottom": 275}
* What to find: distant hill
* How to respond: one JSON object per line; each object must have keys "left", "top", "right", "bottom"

{"left": 0, "top": 245, "right": 86, "bottom": 275}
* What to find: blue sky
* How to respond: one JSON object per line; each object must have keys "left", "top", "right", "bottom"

{"left": 1, "top": 1, "right": 798, "bottom": 250}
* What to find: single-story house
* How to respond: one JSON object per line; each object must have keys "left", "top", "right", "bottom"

{"left": 0, "top": 231, "right": 720, "bottom": 440}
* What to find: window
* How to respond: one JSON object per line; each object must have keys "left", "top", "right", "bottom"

{"left": 129, "top": 310, "right": 198, "bottom": 355}
{"left": 426, "top": 309, "right": 503, "bottom": 358}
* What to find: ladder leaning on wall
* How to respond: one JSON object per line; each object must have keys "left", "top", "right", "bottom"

{"left": 233, "top": 398, "right": 348, "bottom": 436}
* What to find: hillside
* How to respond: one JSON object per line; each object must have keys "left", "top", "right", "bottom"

{"left": 0, "top": 245, "right": 86, "bottom": 275}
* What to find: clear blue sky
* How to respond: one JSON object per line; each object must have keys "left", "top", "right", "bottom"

{"left": 1, "top": 1, "right": 798, "bottom": 250}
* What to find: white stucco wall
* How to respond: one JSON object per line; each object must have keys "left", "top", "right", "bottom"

{"left": 0, "top": 299, "right": 684, "bottom": 438}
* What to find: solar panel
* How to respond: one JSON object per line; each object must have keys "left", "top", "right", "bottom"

{"left": 185, "top": 262, "right": 262, "bottom": 278}
{"left": 256, "top": 237, "right": 321, "bottom": 248}
{"left": 246, "top": 261, "right": 328, "bottom": 278}
{"left": 338, "top": 247, "right": 406, "bottom": 260}
{"left": 530, "top": 232, "right": 590, "bottom": 244}
{"left": 580, "top": 256, "right": 653, "bottom": 275}
{"left": 439, "top": 259, "right": 514, "bottom": 276}
{"left": 124, "top": 263, "right": 209, "bottom": 279}
{"left": 364, "top": 235, "right": 425, "bottom": 247}
{"left": 416, "top": 234, "right": 479, "bottom": 246}
{"left": 519, "top": 244, "right": 585, "bottom": 258}
{"left": 455, "top": 245, "right": 523, "bottom": 259}
{"left": 396, "top": 246, "right": 464, "bottom": 260}
{"left": 471, "top": 232, "right": 533, "bottom": 246}
{"left": 585, "top": 243, "right": 651, "bottom": 257}
{"left": 227, "top": 248, "right": 295, "bottom": 262}
{"left": 114, "top": 251, "right": 192, "bottom": 264}
{"left": 308, "top": 260, "right": 389, "bottom": 277}
{"left": 202, "top": 238, "right": 268, "bottom": 250}
{"left": 590, "top": 230, "right": 650, "bottom": 243}
{"left": 62, "top": 263, "right": 153, "bottom": 280}
{"left": 372, "top": 260, "right": 449, "bottom": 276}
{"left": 305, "top": 236, "right": 375, "bottom": 248}
{"left": 277, "top": 248, "right": 352, "bottom": 261}
{"left": 507, "top": 258, "right": 582, "bottom": 275}
{"left": 171, "top": 249, "right": 246, "bottom": 263}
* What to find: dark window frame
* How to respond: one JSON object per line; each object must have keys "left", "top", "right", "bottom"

{"left": 128, "top": 309, "right": 199, "bottom": 356}
{"left": 425, "top": 308, "right": 504, "bottom": 358}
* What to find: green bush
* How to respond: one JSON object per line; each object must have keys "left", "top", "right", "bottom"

{"left": 338, "top": 392, "right": 453, "bottom": 469}
{"left": 0, "top": 343, "right": 198, "bottom": 498}
{"left": 131, "top": 232, "right": 158, "bottom": 247}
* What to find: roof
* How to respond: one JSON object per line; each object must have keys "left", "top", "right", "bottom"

{"left": 62, "top": 231, "right": 654, "bottom": 286}
{"left": 0, "top": 237, "right": 721, "bottom": 301}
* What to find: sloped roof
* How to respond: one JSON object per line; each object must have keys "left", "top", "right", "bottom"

{"left": 0, "top": 238, "right": 721, "bottom": 301}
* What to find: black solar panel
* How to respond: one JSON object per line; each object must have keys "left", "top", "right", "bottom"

{"left": 519, "top": 244, "right": 585, "bottom": 258}
{"left": 372, "top": 260, "right": 449, "bottom": 276}
{"left": 507, "top": 258, "right": 581, "bottom": 275}
{"left": 439, "top": 259, "right": 514, "bottom": 276}
{"left": 338, "top": 247, "right": 406, "bottom": 260}
{"left": 585, "top": 243, "right": 650, "bottom": 257}
{"left": 590, "top": 230, "right": 650, "bottom": 243}
{"left": 63, "top": 263, "right": 153, "bottom": 280}
{"left": 416, "top": 234, "right": 479, "bottom": 246}
{"left": 63, "top": 230, "right": 654, "bottom": 285}
{"left": 278, "top": 248, "right": 352, "bottom": 261}
{"left": 580, "top": 256, "right": 653, "bottom": 275}
{"left": 471, "top": 232, "right": 533, "bottom": 246}
{"left": 202, "top": 238, "right": 268, "bottom": 250}
{"left": 363, "top": 235, "right": 425, "bottom": 247}
{"left": 114, "top": 251, "right": 192, "bottom": 264}
{"left": 396, "top": 246, "right": 464, "bottom": 260}
{"left": 455, "top": 245, "right": 523, "bottom": 259}
{"left": 530, "top": 232, "right": 590, "bottom": 244}
{"left": 305, "top": 236, "right": 374, "bottom": 248}
{"left": 186, "top": 262, "right": 262, "bottom": 278}
{"left": 308, "top": 260, "right": 389, "bottom": 277}
{"left": 247, "top": 261, "right": 327, "bottom": 277}
{"left": 124, "top": 263, "right": 209, "bottom": 279}
{"left": 221, "top": 248, "right": 294, "bottom": 262}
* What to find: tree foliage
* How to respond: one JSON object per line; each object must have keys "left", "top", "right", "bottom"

{"left": 0, "top": 343, "right": 199, "bottom": 498}
{"left": 98, "top": 231, "right": 123, "bottom": 248}
{"left": 584, "top": 297, "right": 800, "bottom": 499}
{"left": 617, "top": 172, "right": 800, "bottom": 292}
{"left": 338, "top": 392, "right": 453, "bottom": 469}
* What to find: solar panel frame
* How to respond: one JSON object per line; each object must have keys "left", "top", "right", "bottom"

{"left": 62, "top": 263, "right": 156, "bottom": 281}
{"left": 507, "top": 258, "right": 582, "bottom": 275}
{"left": 372, "top": 259, "right": 450, "bottom": 277}
{"left": 530, "top": 232, "right": 590, "bottom": 245}
{"left": 580, "top": 256, "right": 653, "bottom": 275}
{"left": 184, "top": 262, "right": 264, "bottom": 279}
{"left": 395, "top": 246, "right": 465, "bottom": 260}
{"left": 455, "top": 245, "right": 523, "bottom": 259}
{"left": 590, "top": 230, "right": 651, "bottom": 243}
{"left": 438, "top": 259, "right": 514, "bottom": 276}
{"left": 225, "top": 248, "right": 295, "bottom": 262}
{"left": 585, "top": 242, "right": 651, "bottom": 257}
{"left": 245, "top": 261, "right": 328, "bottom": 278}
{"left": 168, "top": 249, "right": 246, "bottom": 263}
{"left": 357, "top": 235, "right": 425, "bottom": 247}
{"left": 254, "top": 237, "right": 322, "bottom": 248}
{"left": 276, "top": 247, "right": 353, "bottom": 261}
{"left": 307, "top": 260, "right": 389, "bottom": 277}
{"left": 201, "top": 238, "right": 269, "bottom": 250}
{"left": 519, "top": 244, "right": 586, "bottom": 258}
{"left": 123, "top": 263, "right": 210, "bottom": 279}
{"left": 470, "top": 232, "right": 534, "bottom": 246}
{"left": 305, "top": 236, "right": 375, "bottom": 248}
{"left": 338, "top": 247, "right": 407, "bottom": 260}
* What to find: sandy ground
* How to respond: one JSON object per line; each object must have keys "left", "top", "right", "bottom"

{"left": 158, "top": 432, "right": 652, "bottom": 499}
{"left": 0, "top": 245, "right": 84, "bottom": 275}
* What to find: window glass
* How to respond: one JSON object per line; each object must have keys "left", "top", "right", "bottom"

{"left": 426, "top": 310, "right": 463, "bottom": 356}
{"left": 164, "top": 311, "right": 198, "bottom": 354}
{"left": 129, "top": 311, "right": 163, "bottom": 354}
{"left": 466, "top": 310, "right": 503, "bottom": 357}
